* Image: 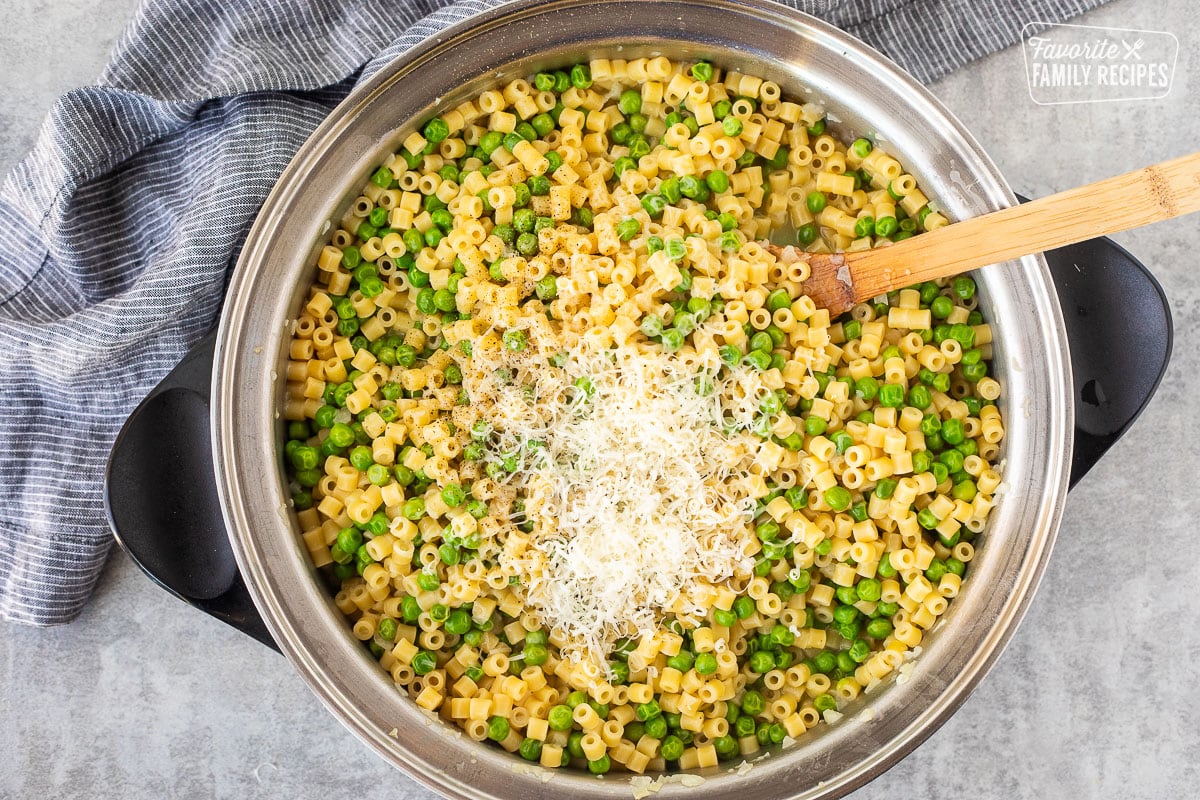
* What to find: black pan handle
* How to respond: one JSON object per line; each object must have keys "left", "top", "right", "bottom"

{"left": 104, "top": 331, "right": 277, "bottom": 650}
{"left": 103, "top": 227, "right": 1171, "bottom": 645}
{"left": 1020, "top": 195, "right": 1173, "bottom": 487}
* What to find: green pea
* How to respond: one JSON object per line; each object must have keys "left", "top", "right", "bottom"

{"left": 948, "top": 322, "right": 976, "bottom": 348}
{"left": 746, "top": 330, "right": 771, "bottom": 354}
{"left": 326, "top": 542, "right": 350, "bottom": 566}
{"left": 705, "top": 169, "right": 730, "bottom": 193}
{"left": 523, "top": 643, "right": 548, "bottom": 666}
{"left": 697, "top": 600, "right": 731, "bottom": 630}
{"left": 435, "top": 543, "right": 458, "bottom": 566}
{"left": 856, "top": 578, "right": 882, "bottom": 602}
{"left": 616, "top": 216, "right": 641, "bottom": 242}
{"left": 561, "top": 731, "right": 584, "bottom": 760}
{"left": 813, "top": 693, "right": 837, "bottom": 713}
{"left": 952, "top": 479, "right": 978, "bottom": 502}
{"left": 617, "top": 89, "right": 642, "bottom": 115}
{"left": 644, "top": 715, "right": 667, "bottom": 740}
{"left": 422, "top": 117, "right": 450, "bottom": 144}
{"left": 714, "top": 734, "right": 739, "bottom": 760}
{"left": 926, "top": 559, "right": 949, "bottom": 583}
{"left": 401, "top": 595, "right": 422, "bottom": 621}
{"left": 848, "top": 137, "right": 873, "bottom": 159}
{"left": 389, "top": 465, "right": 413, "bottom": 487}
{"left": 878, "top": 383, "right": 905, "bottom": 408}
{"left": 866, "top": 618, "right": 893, "bottom": 639}
{"left": 628, "top": 134, "right": 651, "bottom": 159}
{"left": 366, "top": 464, "right": 391, "bottom": 486}
{"left": 679, "top": 174, "right": 706, "bottom": 200}
{"left": 641, "top": 193, "right": 666, "bottom": 218}
{"left": 327, "top": 422, "right": 355, "bottom": 449}
{"left": 733, "top": 595, "right": 756, "bottom": 620}
{"left": 487, "top": 716, "right": 510, "bottom": 742}
{"left": 759, "top": 392, "right": 783, "bottom": 416}
{"left": 444, "top": 609, "right": 471, "bottom": 636}
{"left": 411, "top": 650, "right": 436, "bottom": 675}
{"left": 962, "top": 362, "right": 988, "bottom": 382}
{"left": 661, "top": 329, "right": 684, "bottom": 352}
{"left": 870, "top": 215, "right": 896, "bottom": 237}
{"left": 758, "top": 289, "right": 788, "bottom": 313}
{"left": 690, "top": 61, "right": 714, "bottom": 82}
{"left": 516, "top": 736, "right": 542, "bottom": 762}
{"left": 587, "top": 755, "right": 611, "bottom": 775}
{"left": 345, "top": 444, "right": 373, "bottom": 471}
{"left": 570, "top": 63, "right": 592, "bottom": 89}
{"left": 769, "top": 622, "right": 795, "bottom": 647}
{"left": 756, "top": 519, "right": 780, "bottom": 543}
{"left": 635, "top": 700, "right": 662, "bottom": 721}
{"left": 571, "top": 207, "right": 593, "bottom": 229}
{"left": 506, "top": 231, "right": 533, "bottom": 257}
{"left": 369, "top": 617, "right": 396, "bottom": 643}
{"left": 334, "top": 528, "right": 362, "bottom": 556}
{"left": 930, "top": 294, "right": 954, "bottom": 319}
{"left": 437, "top": 483, "right": 464, "bottom": 508}
{"left": 659, "top": 177, "right": 682, "bottom": 205}
{"left": 402, "top": 497, "right": 425, "bottom": 520}
{"left": 906, "top": 384, "right": 932, "bottom": 410}
{"left": 785, "top": 486, "right": 809, "bottom": 510}
{"left": 288, "top": 444, "right": 318, "bottom": 471}
{"left": 741, "top": 689, "right": 766, "bottom": 716}
{"left": 370, "top": 167, "right": 393, "bottom": 189}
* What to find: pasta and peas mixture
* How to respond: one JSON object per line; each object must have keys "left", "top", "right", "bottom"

{"left": 282, "top": 56, "right": 1004, "bottom": 776}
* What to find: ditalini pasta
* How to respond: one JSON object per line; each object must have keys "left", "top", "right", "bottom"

{"left": 282, "top": 57, "right": 1002, "bottom": 775}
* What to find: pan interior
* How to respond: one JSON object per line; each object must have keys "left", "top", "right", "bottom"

{"left": 213, "top": 2, "right": 1072, "bottom": 799}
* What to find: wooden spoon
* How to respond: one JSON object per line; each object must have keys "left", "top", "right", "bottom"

{"left": 767, "top": 151, "right": 1200, "bottom": 315}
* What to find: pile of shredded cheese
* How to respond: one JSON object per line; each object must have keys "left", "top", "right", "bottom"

{"left": 461, "top": 318, "right": 778, "bottom": 666}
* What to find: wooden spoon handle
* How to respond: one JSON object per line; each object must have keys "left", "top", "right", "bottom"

{"left": 849, "top": 150, "right": 1200, "bottom": 302}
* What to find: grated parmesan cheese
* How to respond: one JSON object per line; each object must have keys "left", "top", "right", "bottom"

{"left": 630, "top": 772, "right": 708, "bottom": 799}
{"left": 463, "top": 324, "right": 775, "bottom": 665}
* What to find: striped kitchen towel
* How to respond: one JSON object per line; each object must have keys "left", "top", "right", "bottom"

{"left": 0, "top": 0, "right": 1106, "bottom": 625}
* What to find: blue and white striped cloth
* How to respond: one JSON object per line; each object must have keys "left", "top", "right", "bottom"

{"left": 0, "top": 0, "right": 1105, "bottom": 626}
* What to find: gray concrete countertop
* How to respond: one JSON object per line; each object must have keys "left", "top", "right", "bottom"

{"left": 2, "top": 1, "right": 1197, "bottom": 798}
